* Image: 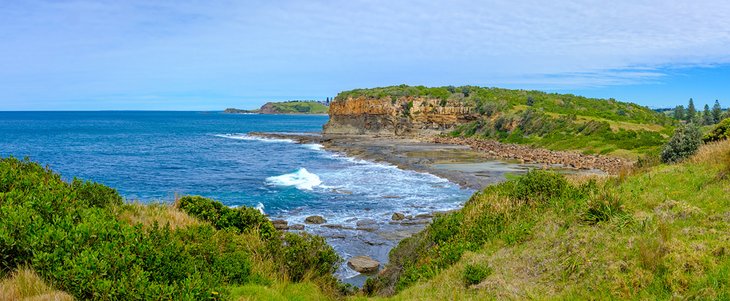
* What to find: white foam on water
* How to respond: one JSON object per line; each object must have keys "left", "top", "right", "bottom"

{"left": 214, "top": 133, "right": 295, "bottom": 143}
{"left": 254, "top": 202, "right": 265, "bottom": 214}
{"left": 303, "top": 143, "right": 324, "bottom": 151}
{"left": 266, "top": 168, "right": 323, "bottom": 190}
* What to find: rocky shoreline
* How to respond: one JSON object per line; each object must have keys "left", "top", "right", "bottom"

{"left": 432, "top": 136, "right": 633, "bottom": 174}
{"left": 251, "top": 131, "right": 621, "bottom": 285}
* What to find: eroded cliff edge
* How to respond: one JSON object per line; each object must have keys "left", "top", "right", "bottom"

{"left": 323, "top": 96, "right": 477, "bottom": 136}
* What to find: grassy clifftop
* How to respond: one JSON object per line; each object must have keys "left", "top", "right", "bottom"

{"left": 226, "top": 101, "right": 329, "bottom": 114}
{"left": 336, "top": 85, "right": 674, "bottom": 158}
{"left": 361, "top": 140, "right": 730, "bottom": 300}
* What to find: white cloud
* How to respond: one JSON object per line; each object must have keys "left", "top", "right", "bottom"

{"left": 0, "top": 0, "right": 729, "bottom": 108}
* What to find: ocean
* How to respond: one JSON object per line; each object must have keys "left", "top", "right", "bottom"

{"left": 0, "top": 111, "right": 473, "bottom": 283}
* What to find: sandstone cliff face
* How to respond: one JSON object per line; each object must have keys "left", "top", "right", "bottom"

{"left": 323, "top": 96, "right": 476, "bottom": 136}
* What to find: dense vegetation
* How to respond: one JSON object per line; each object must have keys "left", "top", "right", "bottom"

{"left": 0, "top": 157, "right": 341, "bottom": 300}
{"left": 704, "top": 118, "right": 730, "bottom": 143}
{"left": 225, "top": 101, "right": 329, "bottom": 114}
{"left": 360, "top": 140, "right": 730, "bottom": 300}
{"left": 337, "top": 85, "right": 674, "bottom": 157}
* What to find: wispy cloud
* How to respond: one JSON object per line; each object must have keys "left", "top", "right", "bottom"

{"left": 1, "top": 0, "right": 729, "bottom": 109}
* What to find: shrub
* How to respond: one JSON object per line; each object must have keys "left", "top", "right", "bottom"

{"left": 463, "top": 263, "right": 493, "bottom": 286}
{"left": 661, "top": 123, "right": 702, "bottom": 163}
{"left": 71, "top": 178, "right": 123, "bottom": 208}
{"left": 272, "top": 232, "right": 341, "bottom": 282}
{"left": 511, "top": 170, "right": 569, "bottom": 203}
{"left": 177, "top": 196, "right": 275, "bottom": 238}
{"left": 703, "top": 118, "right": 730, "bottom": 143}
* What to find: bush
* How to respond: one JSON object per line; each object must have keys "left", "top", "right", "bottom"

{"left": 463, "top": 263, "right": 493, "bottom": 286}
{"left": 71, "top": 178, "right": 123, "bottom": 208}
{"left": 272, "top": 232, "right": 341, "bottom": 282}
{"left": 177, "top": 196, "right": 275, "bottom": 238}
{"left": 703, "top": 118, "right": 730, "bottom": 143}
{"left": 511, "top": 170, "right": 569, "bottom": 203}
{"left": 661, "top": 123, "right": 702, "bottom": 163}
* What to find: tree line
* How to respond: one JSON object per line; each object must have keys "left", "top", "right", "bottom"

{"left": 673, "top": 98, "right": 729, "bottom": 125}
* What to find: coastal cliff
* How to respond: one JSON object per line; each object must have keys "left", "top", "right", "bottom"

{"left": 323, "top": 96, "right": 477, "bottom": 136}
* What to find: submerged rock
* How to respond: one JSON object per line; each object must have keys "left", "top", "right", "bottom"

{"left": 305, "top": 215, "right": 326, "bottom": 224}
{"left": 391, "top": 212, "right": 405, "bottom": 221}
{"left": 347, "top": 256, "right": 380, "bottom": 273}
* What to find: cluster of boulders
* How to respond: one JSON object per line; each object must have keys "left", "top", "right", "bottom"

{"left": 433, "top": 136, "right": 631, "bottom": 174}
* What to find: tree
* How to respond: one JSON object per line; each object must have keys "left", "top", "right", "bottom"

{"left": 712, "top": 100, "right": 722, "bottom": 124}
{"left": 686, "top": 98, "right": 697, "bottom": 122}
{"left": 661, "top": 123, "right": 702, "bottom": 163}
{"left": 673, "top": 105, "right": 685, "bottom": 120}
{"left": 703, "top": 104, "right": 713, "bottom": 125}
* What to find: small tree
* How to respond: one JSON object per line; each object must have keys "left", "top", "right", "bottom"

{"left": 661, "top": 123, "right": 702, "bottom": 163}
{"left": 712, "top": 100, "right": 722, "bottom": 124}
{"left": 673, "top": 105, "right": 685, "bottom": 120}
{"left": 686, "top": 98, "right": 697, "bottom": 122}
{"left": 703, "top": 104, "right": 713, "bottom": 125}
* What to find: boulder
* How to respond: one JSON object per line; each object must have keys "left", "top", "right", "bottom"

{"left": 347, "top": 256, "right": 380, "bottom": 273}
{"left": 271, "top": 219, "right": 288, "bottom": 231}
{"left": 289, "top": 224, "right": 305, "bottom": 230}
{"left": 391, "top": 212, "right": 405, "bottom": 221}
{"left": 305, "top": 215, "right": 326, "bottom": 224}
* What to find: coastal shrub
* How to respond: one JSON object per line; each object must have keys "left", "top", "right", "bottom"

{"left": 71, "top": 178, "right": 123, "bottom": 208}
{"left": 703, "top": 118, "right": 730, "bottom": 143}
{"left": 463, "top": 263, "right": 493, "bottom": 286}
{"left": 177, "top": 196, "right": 275, "bottom": 238}
{"left": 511, "top": 170, "right": 569, "bottom": 203}
{"left": 271, "top": 232, "right": 341, "bottom": 282}
{"left": 661, "top": 123, "right": 702, "bottom": 163}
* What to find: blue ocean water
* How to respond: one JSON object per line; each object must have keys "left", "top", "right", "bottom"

{"left": 0, "top": 111, "right": 473, "bottom": 281}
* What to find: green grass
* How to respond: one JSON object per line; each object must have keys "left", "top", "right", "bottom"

{"left": 264, "top": 101, "right": 329, "bottom": 114}
{"left": 362, "top": 140, "right": 730, "bottom": 300}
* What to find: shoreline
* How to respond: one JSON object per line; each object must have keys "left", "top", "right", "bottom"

{"left": 250, "top": 132, "right": 613, "bottom": 190}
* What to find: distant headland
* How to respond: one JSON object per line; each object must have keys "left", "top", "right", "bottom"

{"left": 225, "top": 100, "right": 330, "bottom": 115}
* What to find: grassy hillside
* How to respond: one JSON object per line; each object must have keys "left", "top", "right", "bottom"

{"left": 360, "top": 140, "right": 730, "bottom": 300}
{"left": 337, "top": 85, "right": 675, "bottom": 158}
{"left": 0, "top": 157, "right": 345, "bottom": 300}
{"left": 262, "top": 101, "right": 329, "bottom": 114}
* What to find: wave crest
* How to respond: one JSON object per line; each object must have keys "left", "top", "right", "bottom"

{"left": 266, "top": 168, "right": 323, "bottom": 190}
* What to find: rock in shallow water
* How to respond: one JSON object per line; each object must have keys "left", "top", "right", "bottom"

{"left": 305, "top": 215, "right": 326, "bottom": 224}
{"left": 271, "top": 219, "right": 288, "bottom": 230}
{"left": 347, "top": 256, "right": 380, "bottom": 273}
{"left": 391, "top": 212, "right": 405, "bottom": 221}
{"left": 356, "top": 218, "right": 376, "bottom": 227}
{"left": 289, "top": 224, "right": 305, "bottom": 230}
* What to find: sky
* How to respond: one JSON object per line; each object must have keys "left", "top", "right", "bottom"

{"left": 1, "top": 0, "right": 729, "bottom": 111}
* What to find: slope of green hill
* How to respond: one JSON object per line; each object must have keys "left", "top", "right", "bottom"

{"left": 359, "top": 140, "right": 730, "bottom": 300}
{"left": 335, "top": 85, "right": 675, "bottom": 158}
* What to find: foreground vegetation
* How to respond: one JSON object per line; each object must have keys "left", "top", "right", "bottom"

{"left": 337, "top": 85, "right": 675, "bottom": 158}
{"left": 0, "top": 157, "right": 342, "bottom": 300}
{"left": 362, "top": 139, "right": 730, "bottom": 300}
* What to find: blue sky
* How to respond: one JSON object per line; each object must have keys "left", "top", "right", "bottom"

{"left": 1, "top": 0, "right": 729, "bottom": 111}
